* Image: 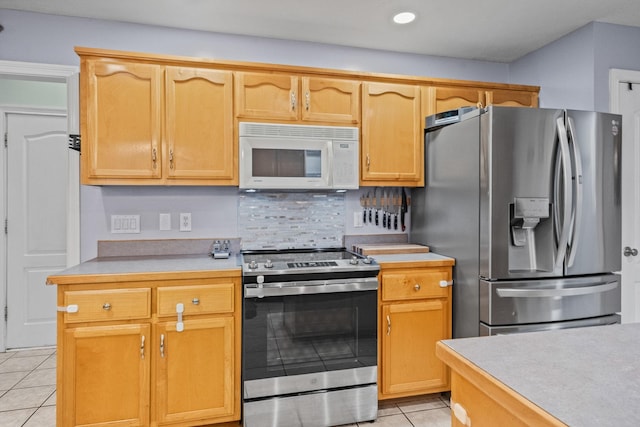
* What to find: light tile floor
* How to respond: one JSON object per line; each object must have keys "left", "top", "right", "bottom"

{"left": 0, "top": 347, "right": 450, "bottom": 427}
{"left": 0, "top": 347, "right": 56, "bottom": 427}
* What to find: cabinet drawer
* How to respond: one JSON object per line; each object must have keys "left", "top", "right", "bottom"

{"left": 63, "top": 288, "right": 151, "bottom": 323}
{"left": 382, "top": 270, "right": 449, "bottom": 301}
{"left": 157, "top": 284, "right": 234, "bottom": 317}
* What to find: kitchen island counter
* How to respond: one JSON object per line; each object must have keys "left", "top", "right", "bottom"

{"left": 437, "top": 323, "right": 640, "bottom": 426}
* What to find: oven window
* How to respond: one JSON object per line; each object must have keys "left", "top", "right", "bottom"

{"left": 243, "top": 290, "right": 377, "bottom": 381}
{"left": 251, "top": 148, "right": 322, "bottom": 178}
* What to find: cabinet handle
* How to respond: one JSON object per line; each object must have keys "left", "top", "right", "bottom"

{"left": 305, "top": 91, "right": 310, "bottom": 111}
{"left": 160, "top": 334, "right": 165, "bottom": 358}
{"left": 366, "top": 154, "right": 371, "bottom": 171}
{"left": 102, "top": 303, "right": 111, "bottom": 311}
{"left": 386, "top": 315, "right": 391, "bottom": 336}
{"left": 440, "top": 280, "right": 454, "bottom": 288}
{"left": 414, "top": 284, "right": 421, "bottom": 291}
{"left": 291, "top": 91, "right": 296, "bottom": 111}
{"left": 192, "top": 298, "right": 200, "bottom": 305}
{"left": 152, "top": 148, "right": 157, "bottom": 168}
{"left": 169, "top": 148, "right": 174, "bottom": 169}
{"left": 141, "top": 335, "right": 145, "bottom": 359}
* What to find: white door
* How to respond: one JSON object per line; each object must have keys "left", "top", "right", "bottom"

{"left": 5, "top": 112, "right": 67, "bottom": 348}
{"left": 612, "top": 72, "right": 640, "bottom": 323}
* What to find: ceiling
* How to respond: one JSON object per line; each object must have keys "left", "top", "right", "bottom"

{"left": 2, "top": 0, "right": 640, "bottom": 62}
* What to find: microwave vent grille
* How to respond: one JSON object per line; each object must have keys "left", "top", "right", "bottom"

{"left": 240, "top": 122, "right": 358, "bottom": 141}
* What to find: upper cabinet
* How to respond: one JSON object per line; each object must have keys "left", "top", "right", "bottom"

{"left": 485, "top": 88, "right": 539, "bottom": 108}
{"left": 361, "top": 82, "right": 423, "bottom": 187}
{"left": 79, "top": 53, "right": 236, "bottom": 185}
{"left": 76, "top": 47, "right": 539, "bottom": 187}
{"left": 82, "top": 59, "right": 163, "bottom": 182}
{"left": 235, "top": 72, "right": 360, "bottom": 124}
{"left": 423, "top": 85, "right": 538, "bottom": 117}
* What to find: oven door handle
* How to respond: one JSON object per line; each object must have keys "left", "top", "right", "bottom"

{"left": 244, "top": 278, "right": 378, "bottom": 298}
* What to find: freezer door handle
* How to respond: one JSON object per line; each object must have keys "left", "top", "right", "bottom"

{"left": 496, "top": 281, "right": 618, "bottom": 298}
{"left": 554, "top": 117, "right": 573, "bottom": 270}
{"left": 566, "top": 116, "right": 584, "bottom": 268}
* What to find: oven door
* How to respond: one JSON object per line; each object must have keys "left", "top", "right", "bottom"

{"left": 242, "top": 278, "right": 378, "bottom": 400}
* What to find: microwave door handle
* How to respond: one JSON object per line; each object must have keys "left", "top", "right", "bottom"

{"left": 566, "top": 116, "right": 583, "bottom": 268}
{"left": 554, "top": 117, "right": 573, "bottom": 270}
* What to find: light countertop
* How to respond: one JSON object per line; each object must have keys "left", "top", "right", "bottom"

{"left": 440, "top": 323, "right": 640, "bottom": 426}
{"left": 373, "top": 252, "right": 455, "bottom": 266}
{"left": 46, "top": 253, "right": 242, "bottom": 285}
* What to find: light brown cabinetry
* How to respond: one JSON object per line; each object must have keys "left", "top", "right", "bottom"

{"left": 79, "top": 51, "right": 236, "bottom": 185}
{"left": 378, "top": 261, "right": 453, "bottom": 400}
{"left": 423, "top": 85, "right": 538, "bottom": 117}
{"left": 51, "top": 272, "right": 241, "bottom": 427}
{"left": 235, "top": 72, "right": 360, "bottom": 124}
{"left": 361, "top": 82, "right": 423, "bottom": 186}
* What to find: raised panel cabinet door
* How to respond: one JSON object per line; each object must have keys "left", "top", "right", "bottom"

{"left": 82, "top": 59, "right": 162, "bottom": 182}
{"left": 361, "top": 82, "right": 423, "bottom": 186}
{"left": 155, "top": 317, "right": 236, "bottom": 425}
{"left": 165, "top": 67, "right": 236, "bottom": 182}
{"left": 61, "top": 324, "right": 151, "bottom": 427}
{"left": 235, "top": 72, "right": 299, "bottom": 120}
{"left": 423, "top": 86, "right": 485, "bottom": 117}
{"left": 381, "top": 300, "right": 449, "bottom": 397}
{"left": 301, "top": 77, "right": 360, "bottom": 124}
{"left": 485, "top": 89, "right": 539, "bottom": 108}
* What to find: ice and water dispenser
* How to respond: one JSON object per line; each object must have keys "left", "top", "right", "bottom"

{"left": 509, "top": 197, "right": 555, "bottom": 272}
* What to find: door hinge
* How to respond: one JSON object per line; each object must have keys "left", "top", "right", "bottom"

{"left": 4, "top": 306, "right": 7, "bottom": 322}
{"left": 4, "top": 132, "right": 7, "bottom": 148}
{"left": 4, "top": 219, "right": 6, "bottom": 235}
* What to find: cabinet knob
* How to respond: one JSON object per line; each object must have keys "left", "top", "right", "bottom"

{"left": 414, "top": 284, "right": 421, "bottom": 291}
{"left": 102, "top": 303, "right": 111, "bottom": 311}
{"left": 192, "top": 298, "right": 200, "bottom": 305}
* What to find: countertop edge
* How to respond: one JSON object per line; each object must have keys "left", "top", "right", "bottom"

{"left": 46, "top": 266, "right": 241, "bottom": 285}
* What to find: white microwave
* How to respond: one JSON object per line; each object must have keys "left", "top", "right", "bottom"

{"left": 239, "top": 122, "right": 359, "bottom": 190}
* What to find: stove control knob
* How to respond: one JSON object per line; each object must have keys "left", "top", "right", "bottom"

{"left": 350, "top": 256, "right": 359, "bottom": 265}
{"left": 249, "top": 260, "right": 258, "bottom": 269}
{"left": 264, "top": 259, "right": 273, "bottom": 268}
{"left": 363, "top": 256, "right": 373, "bottom": 264}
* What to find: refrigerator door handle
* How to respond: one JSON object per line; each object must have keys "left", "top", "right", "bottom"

{"left": 554, "top": 117, "right": 573, "bottom": 270}
{"left": 495, "top": 281, "right": 618, "bottom": 298}
{"left": 566, "top": 116, "right": 583, "bottom": 267}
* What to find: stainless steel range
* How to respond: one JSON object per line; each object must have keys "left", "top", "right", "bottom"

{"left": 241, "top": 248, "right": 379, "bottom": 427}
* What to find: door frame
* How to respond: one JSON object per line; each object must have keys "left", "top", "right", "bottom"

{"left": 609, "top": 68, "right": 640, "bottom": 322}
{"left": 0, "top": 60, "right": 79, "bottom": 351}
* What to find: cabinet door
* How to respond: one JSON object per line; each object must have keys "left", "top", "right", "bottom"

{"left": 165, "top": 67, "right": 236, "bottom": 183}
{"left": 301, "top": 77, "right": 360, "bottom": 124}
{"left": 82, "top": 59, "right": 162, "bottom": 182}
{"left": 235, "top": 72, "right": 299, "bottom": 120}
{"left": 381, "top": 300, "right": 449, "bottom": 397}
{"left": 485, "top": 89, "right": 539, "bottom": 108}
{"left": 361, "top": 82, "right": 423, "bottom": 186}
{"left": 61, "top": 324, "right": 150, "bottom": 427}
{"left": 423, "top": 86, "right": 484, "bottom": 117}
{"left": 155, "top": 317, "right": 235, "bottom": 424}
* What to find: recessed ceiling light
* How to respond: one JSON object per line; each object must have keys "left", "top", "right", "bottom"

{"left": 393, "top": 12, "right": 416, "bottom": 24}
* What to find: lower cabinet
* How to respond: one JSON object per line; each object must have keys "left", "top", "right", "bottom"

{"left": 378, "top": 262, "right": 453, "bottom": 400}
{"left": 54, "top": 274, "right": 241, "bottom": 427}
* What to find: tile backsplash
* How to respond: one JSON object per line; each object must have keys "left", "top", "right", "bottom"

{"left": 238, "top": 192, "right": 345, "bottom": 250}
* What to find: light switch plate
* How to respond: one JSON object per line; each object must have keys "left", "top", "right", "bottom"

{"left": 111, "top": 215, "right": 140, "bottom": 234}
{"left": 159, "top": 213, "right": 171, "bottom": 231}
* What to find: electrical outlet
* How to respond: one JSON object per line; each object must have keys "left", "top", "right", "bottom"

{"left": 179, "top": 213, "right": 191, "bottom": 232}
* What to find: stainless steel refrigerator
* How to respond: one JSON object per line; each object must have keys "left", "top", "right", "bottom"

{"left": 411, "top": 106, "right": 622, "bottom": 337}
